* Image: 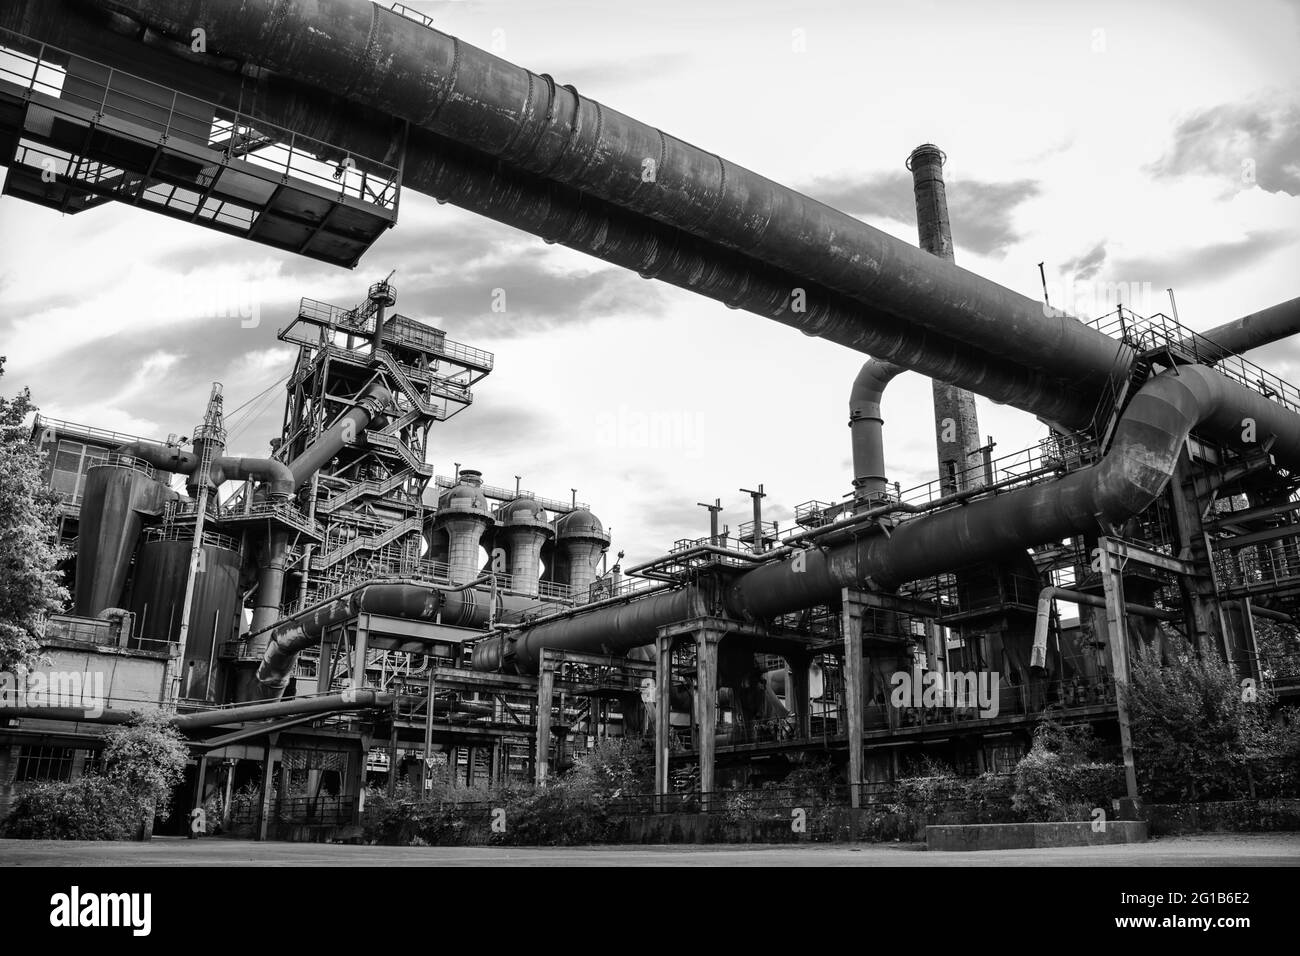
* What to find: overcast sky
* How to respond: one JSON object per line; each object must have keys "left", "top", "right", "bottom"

{"left": 1, "top": 0, "right": 1297, "bottom": 563}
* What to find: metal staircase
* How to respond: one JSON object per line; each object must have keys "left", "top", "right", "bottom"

{"left": 365, "top": 430, "right": 434, "bottom": 477}
{"left": 316, "top": 470, "right": 417, "bottom": 515}
{"left": 311, "top": 515, "right": 423, "bottom": 570}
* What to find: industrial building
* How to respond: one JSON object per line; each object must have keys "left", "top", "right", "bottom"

{"left": 1, "top": 0, "right": 1297, "bottom": 839}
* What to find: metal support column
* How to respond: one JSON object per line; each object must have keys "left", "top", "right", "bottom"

{"left": 189, "top": 754, "right": 207, "bottom": 839}
{"left": 695, "top": 629, "right": 722, "bottom": 810}
{"left": 842, "top": 588, "right": 866, "bottom": 808}
{"left": 351, "top": 620, "right": 369, "bottom": 691}
{"left": 534, "top": 656, "right": 555, "bottom": 785}
{"left": 385, "top": 704, "right": 399, "bottom": 798}
{"left": 256, "top": 733, "right": 280, "bottom": 842}
{"left": 785, "top": 651, "right": 812, "bottom": 739}
{"left": 1098, "top": 539, "right": 1140, "bottom": 802}
{"left": 654, "top": 631, "right": 673, "bottom": 807}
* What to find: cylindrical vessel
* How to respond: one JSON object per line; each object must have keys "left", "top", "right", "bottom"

{"left": 552, "top": 509, "right": 610, "bottom": 597}
{"left": 128, "top": 533, "right": 242, "bottom": 703}
{"left": 75, "top": 462, "right": 169, "bottom": 615}
{"left": 496, "top": 497, "right": 552, "bottom": 597}
{"left": 432, "top": 470, "right": 493, "bottom": 584}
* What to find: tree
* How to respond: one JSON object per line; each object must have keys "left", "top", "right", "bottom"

{"left": 102, "top": 709, "right": 190, "bottom": 830}
{"left": 0, "top": 356, "right": 69, "bottom": 671}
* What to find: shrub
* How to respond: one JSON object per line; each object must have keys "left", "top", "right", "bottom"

{"left": 565, "top": 738, "right": 653, "bottom": 799}
{"left": 1128, "top": 639, "right": 1276, "bottom": 802}
{"left": 102, "top": 709, "right": 189, "bottom": 823}
{"left": 3, "top": 775, "right": 135, "bottom": 840}
{"left": 1012, "top": 749, "right": 1122, "bottom": 820}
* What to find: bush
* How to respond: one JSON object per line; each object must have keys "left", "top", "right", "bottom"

{"left": 102, "top": 709, "right": 189, "bottom": 823}
{"left": 3, "top": 775, "right": 135, "bottom": 840}
{"left": 565, "top": 738, "right": 653, "bottom": 799}
{"left": 494, "top": 785, "right": 614, "bottom": 846}
{"left": 1012, "top": 749, "right": 1123, "bottom": 821}
{"left": 1128, "top": 639, "right": 1277, "bottom": 802}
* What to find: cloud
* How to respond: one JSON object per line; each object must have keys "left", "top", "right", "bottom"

{"left": 1107, "top": 230, "right": 1292, "bottom": 289}
{"left": 1148, "top": 97, "right": 1300, "bottom": 196}
{"left": 557, "top": 53, "right": 693, "bottom": 94}
{"left": 801, "top": 170, "right": 1041, "bottom": 256}
{"left": 371, "top": 220, "right": 671, "bottom": 338}
{"left": 1061, "top": 243, "right": 1108, "bottom": 282}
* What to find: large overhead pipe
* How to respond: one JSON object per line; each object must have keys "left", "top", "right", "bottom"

{"left": 1192, "top": 297, "right": 1300, "bottom": 362}
{"left": 83, "top": 3, "right": 1120, "bottom": 391}
{"left": 0, "top": 1, "right": 1089, "bottom": 422}
{"left": 472, "top": 586, "right": 703, "bottom": 674}
{"left": 10, "top": 5, "right": 1295, "bottom": 430}
{"left": 0, "top": 690, "right": 394, "bottom": 729}
{"left": 477, "top": 366, "right": 1300, "bottom": 672}
{"left": 255, "top": 577, "right": 552, "bottom": 696}
{"left": 11, "top": 0, "right": 1114, "bottom": 428}
{"left": 729, "top": 364, "right": 1300, "bottom": 618}
{"left": 171, "top": 689, "right": 393, "bottom": 730}
{"left": 16, "top": 4, "right": 1294, "bottom": 431}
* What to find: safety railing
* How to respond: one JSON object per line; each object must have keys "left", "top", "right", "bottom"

{"left": 1213, "top": 532, "right": 1300, "bottom": 596}
{"left": 434, "top": 475, "right": 584, "bottom": 513}
{"left": 275, "top": 794, "right": 359, "bottom": 827}
{"left": 90, "top": 454, "right": 157, "bottom": 480}
{"left": 895, "top": 431, "right": 1099, "bottom": 510}
{"left": 390, "top": 3, "right": 438, "bottom": 29}
{"left": 142, "top": 524, "right": 241, "bottom": 552}
{"left": 1088, "top": 308, "right": 1300, "bottom": 415}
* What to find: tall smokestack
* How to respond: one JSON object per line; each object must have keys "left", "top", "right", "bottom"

{"left": 907, "top": 144, "right": 984, "bottom": 494}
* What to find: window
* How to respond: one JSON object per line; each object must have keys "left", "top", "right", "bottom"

{"left": 49, "top": 439, "right": 109, "bottom": 504}
{"left": 14, "top": 745, "right": 79, "bottom": 782}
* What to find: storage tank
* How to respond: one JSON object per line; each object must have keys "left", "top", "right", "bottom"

{"left": 74, "top": 460, "right": 171, "bottom": 615}
{"left": 496, "top": 497, "right": 552, "bottom": 596}
{"left": 128, "top": 529, "right": 242, "bottom": 703}
{"left": 432, "top": 469, "right": 493, "bottom": 584}
{"left": 551, "top": 509, "right": 611, "bottom": 598}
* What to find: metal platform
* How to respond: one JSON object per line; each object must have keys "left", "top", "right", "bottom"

{"left": 0, "top": 28, "right": 400, "bottom": 268}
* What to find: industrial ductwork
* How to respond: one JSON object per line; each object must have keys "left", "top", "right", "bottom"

{"left": 850, "top": 359, "right": 906, "bottom": 500}
{"left": 13, "top": 1, "right": 1295, "bottom": 433}
{"left": 476, "top": 364, "right": 1300, "bottom": 671}
{"left": 255, "top": 577, "right": 554, "bottom": 696}
{"left": 472, "top": 586, "right": 703, "bottom": 674}
{"left": 730, "top": 364, "right": 1300, "bottom": 617}
{"left": 247, "top": 382, "right": 392, "bottom": 637}
{"left": 1192, "top": 296, "right": 1300, "bottom": 362}
{"left": 115, "top": 442, "right": 295, "bottom": 499}
{"left": 285, "top": 383, "right": 391, "bottom": 489}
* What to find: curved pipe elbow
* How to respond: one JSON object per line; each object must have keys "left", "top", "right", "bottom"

{"left": 849, "top": 358, "right": 907, "bottom": 416}
{"left": 849, "top": 358, "right": 906, "bottom": 497}
{"left": 218, "top": 456, "right": 295, "bottom": 499}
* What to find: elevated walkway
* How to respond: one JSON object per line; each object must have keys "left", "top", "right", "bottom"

{"left": 0, "top": 27, "right": 399, "bottom": 267}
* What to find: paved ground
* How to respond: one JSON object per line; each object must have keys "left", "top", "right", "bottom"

{"left": 1, "top": 832, "right": 1298, "bottom": 866}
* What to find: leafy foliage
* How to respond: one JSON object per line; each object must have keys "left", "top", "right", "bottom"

{"left": 0, "top": 358, "right": 68, "bottom": 671}
{"left": 563, "top": 738, "right": 653, "bottom": 799}
{"left": 102, "top": 709, "right": 190, "bottom": 821}
{"left": 3, "top": 775, "right": 136, "bottom": 841}
{"left": 1127, "top": 639, "right": 1278, "bottom": 802}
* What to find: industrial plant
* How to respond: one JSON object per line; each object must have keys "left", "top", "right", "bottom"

{"left": 0, "top": 0, "right": 1297, "bottom": 846}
